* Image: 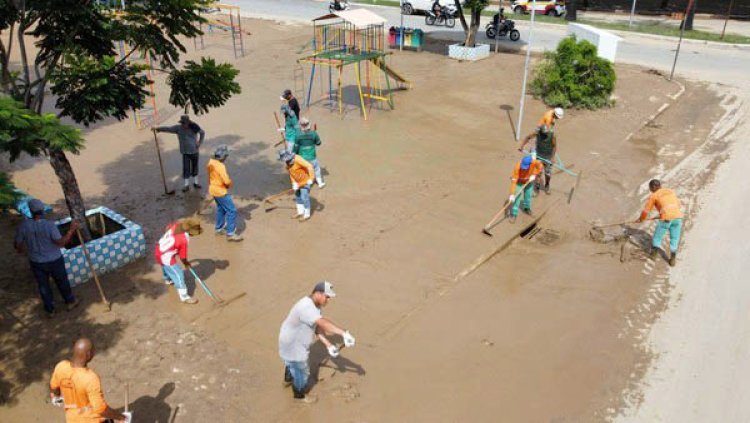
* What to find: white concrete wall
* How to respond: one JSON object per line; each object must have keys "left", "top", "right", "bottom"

{"left": 567, "top": 23, "right": 622, "bottom": 63}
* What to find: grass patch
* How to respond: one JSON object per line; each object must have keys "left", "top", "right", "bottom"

{"left": 352, "top": 0, "right": 750, "bottom": 44}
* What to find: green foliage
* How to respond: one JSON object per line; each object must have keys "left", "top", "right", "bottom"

{"left": 0, "top": 97, "right": 84, "bottom": 160}
{"left": 463, "top": 0, "right": 489, "bottom": 11}
{"left": 530, "top": 36, "right": 616, "bottom": 109}
{"left": 168, "top": 57, "right": 241, "bottom": 115}
{"left": 50, "top": 54, "right": 150, "bottom": 126}
{"left": 0, "top": 172, "right": 21, "bottom": 208}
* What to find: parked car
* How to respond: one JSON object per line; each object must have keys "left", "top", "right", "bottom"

{"left": 401, "top": 0, "right": 456, "bottom": 15}
{"left": 511, "top": 0, "right": 566, "bottom": 17}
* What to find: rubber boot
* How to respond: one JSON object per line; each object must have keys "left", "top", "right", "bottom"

{"left": 177, "top": 288, "right": 198, "bottom": 304}
{"left": 669, "top": 251, "right": 677, "bottom": 267}
{"left": 300, "top": 208, "right": 311, "bottom": 222}
{"left": 293, "top": 387, "right": 317, "bottom": 403}
{"left": 295, "top": 204, "right": 304, "bottom": 218}
{"left": 316, "top": 177, "right": 326, "bottom": 189}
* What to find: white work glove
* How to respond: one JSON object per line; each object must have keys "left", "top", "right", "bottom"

{"left": 51, "top": 395, "right": 64, "bottom": 407}
{"left": 292, "top": 182, "right": 299, "bottom": 191}
{"left": 529, "top": 175, "right": 536, "bottom": 182}
{"left": 277, "top": 128, "right": 285, "bottom": 133}
{"left": 508, "top": 194, "right": 515, "bottom": 203}
{"left": 342, "top": 331, "right": 356, "bottom": 348}
{"left": 306, "top": 179, "right": 314, "bottom": 188}
{"left": 327, "top": 344, "right": 340, "bottom": 357}
{"left": 122, "top": 411, "right": 133, "bottom": 423}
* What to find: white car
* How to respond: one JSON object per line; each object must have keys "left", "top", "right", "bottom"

{"left": 401, "top": 0, "right": 455, "bottom": 15}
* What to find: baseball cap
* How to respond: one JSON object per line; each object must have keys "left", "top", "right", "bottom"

{"left": 278, "top": 150, "right": 294, "bottom": 163}
{"left": 28, "top": 199, "right": 46, "bottom": 214}
{"left": 299, "top": 117, "right": 310, "bottom": 128}
{"left": 520, "top": 155, "right": 533, "bottom": 170}
{"left": 313, "top": 281, "right": 336, "bottom": 298}
{"left": 179, "top": 115, "right": 190, "bottom": 124}
{"left": 553, "top": 107, "right": 564, "bottom": 119}
{"left": 280, "top": 89, "right": 292, "bottom": 100}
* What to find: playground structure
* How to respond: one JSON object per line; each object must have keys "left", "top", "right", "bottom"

{"left": 298, "top": 9, "right": 410, "bottom": 120}
{"left": 195, "top": 3, "right": 248, "bottom": 59}
{"left": 117, "top": 42, "right": 159, "bottom": 129}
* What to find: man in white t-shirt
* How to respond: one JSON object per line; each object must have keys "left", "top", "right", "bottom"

{"left": 278, "top": 281, "right": 356, "bottom": 403}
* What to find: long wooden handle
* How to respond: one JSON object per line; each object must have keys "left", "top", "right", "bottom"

{"left": 153, "top": 131, "right": 170, "bottom": 194}
{"left": 263, "top": 188, "right": 293, "bottom": 203}
{"left": 594, "top": 217, "right": 657, "bottom": 229}
{"left": 75, "top": 229, "right": 111, "bottom": 310}
{"left": 125, "top": 382, "right": 129, "bottom": 413}
{"left": 483, "top": 180, "right": 533, "bottom": 231}
{"left": 273, "top": 112, "right": 285, "bottom": 141}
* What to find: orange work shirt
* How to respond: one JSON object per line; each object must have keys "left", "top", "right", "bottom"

{"left": 509, "top": 160, "right": 544, "bottom": 194}
{"left": 50, "top": 360, "right": 109, "bottom": 423}
{"left": 207, "top": 158, "right": 232, "bottom": 197}
{"left": 537, "top": 110, "right": 556, "bottom": 129}
{"left": 640, "top": 188, "right": 684, "bottom": 221}
{"left": 288, "top": 155, "right": 314, "bottom": 186}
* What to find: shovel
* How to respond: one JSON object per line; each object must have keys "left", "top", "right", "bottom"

{"left": 481, "top": 180, "right": 533, "bottom": 237}
{"left": 263, "top": 188, "right": 294, "bottom": 212}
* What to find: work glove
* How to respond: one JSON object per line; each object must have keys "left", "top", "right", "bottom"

{"left": 342, "top": 331, "right": 356, "bottom": 348}
{"left": 306, "top": 180, "right": 314, "bottom": 188}
{"left": 292, "top": 182, "right": 299, "bottom": 191}
{"left": 277, "top": 128, "right": 285, "bottom": 133}
{"left": 51, "top": 395, "right": 64, "bottom": 407}
{"left": 529, "top": 175, "right": 536, "bottom": 182}
{"left": 121, "top": 411, "right": 133, "bottom": 423}
{"left": 327, "top": 344, "right": 340, "bottom": 357}
{"left": 508, "top": 195, "right": 515, "bottom": 203}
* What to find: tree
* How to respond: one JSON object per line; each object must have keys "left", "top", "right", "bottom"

{"left": 454, "top": 0, "right": 490, "bottom": 48}
{"left": 0, "top": 0, "right": 241, "bottom": 240}
{"left": 566, "top": 0, "right": 577, "bottom": 21}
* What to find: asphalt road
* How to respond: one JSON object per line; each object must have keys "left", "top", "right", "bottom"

{"left": 227, "top": 0, "right": 748, "bottom": 85}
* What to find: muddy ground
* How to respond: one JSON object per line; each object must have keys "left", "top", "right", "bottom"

{"left": 0, "top": 17, "right": 727, "bottom": 422}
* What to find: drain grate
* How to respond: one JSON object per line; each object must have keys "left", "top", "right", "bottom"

{"left": 520, "top": 222, "right": 541, "bottom": 239}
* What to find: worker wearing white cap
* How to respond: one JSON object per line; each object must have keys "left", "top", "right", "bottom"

{"left": 278, "top": 281, "right": 355, "bottom": 403}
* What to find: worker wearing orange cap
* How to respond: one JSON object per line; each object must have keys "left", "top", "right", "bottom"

{"left": 636, "top": 179, "right": 684, "bottom": 266}
{"left": 507, "top": 156, "right": 544, "bottom": 223}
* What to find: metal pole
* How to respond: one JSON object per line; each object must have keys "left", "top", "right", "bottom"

{"left": 515, "top": 0, "right": 537, "bottom": 141}
{"left": 669, "top": 0, "right": 694, "bottom": 81}
{"left": 721, "top": 0, "right": 736, "bottom": 40}
{"left": 628, "top": 0, "right": 638, "bottom": 28}
{"left": 400, "top": 5, "right": 404, "bottom": 51}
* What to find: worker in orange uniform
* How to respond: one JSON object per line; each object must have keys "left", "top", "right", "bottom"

{"left": 538, "top": 107, "right": 564, "bottom": 131}
{"left": 507, "top": 156, "right": 544, "bottom": 224}
{"left": 50, "top": 338, "right": 130, "bottom": 422}
{"left": 279, "top": 150, "right": 315, "bottom": 221}
{"left": 208, "top": 145, "right": 243, "bottom": 241}
{"left": 636, "top": 179, "right": 684, "bottom": 266}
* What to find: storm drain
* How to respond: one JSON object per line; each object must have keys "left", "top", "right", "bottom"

{"left": 520, "top": 222, "right": 541, "bottom": 239}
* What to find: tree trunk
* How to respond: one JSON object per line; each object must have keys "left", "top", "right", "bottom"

{"left": 684, "top": 0, "right": 697, "bottom": 30}
{"left": 464, "top": 7, "right": 481, "bottom": 47}
{"left": 567, "top": 0, "right": 577, "bottom": 21}
{"left": 455, "top": 0, "right": 469, "bottom": 33}
{"left": 49, "top": 149, "right": 92, "bottom": 241}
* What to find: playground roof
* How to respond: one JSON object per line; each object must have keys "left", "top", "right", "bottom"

{"left": 312, "top": 9, "right": 387, "bottom": 27}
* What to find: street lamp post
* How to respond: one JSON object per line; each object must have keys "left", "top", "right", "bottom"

{"left": 515, "top": 0, "right": 537, "bottom": 141}
{"left": 669, "top": 0, "right": 695, "bottom": 81}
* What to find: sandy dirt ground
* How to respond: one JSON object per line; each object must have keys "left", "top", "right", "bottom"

{"left": 0, "top": 16, "right": 734, "bottom": 422}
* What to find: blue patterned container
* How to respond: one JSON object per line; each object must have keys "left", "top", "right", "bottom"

{"left": 56, "top": 207, "right": 146, "bottom": 287}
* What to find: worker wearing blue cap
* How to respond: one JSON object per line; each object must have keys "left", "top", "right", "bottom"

{"left": 508, "top": 156, "right": 544, "bottom": 223}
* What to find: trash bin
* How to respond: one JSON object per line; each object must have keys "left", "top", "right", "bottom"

{"left": 389, "top": 26, "right": 396, "bottom": 46}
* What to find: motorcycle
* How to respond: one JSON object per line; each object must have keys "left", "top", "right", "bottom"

{"left": 425, "top": 5, "right": 456, "bottom": 28}
{"left": 485, "top": 11, "right": 520, "bottom": 41}
{"left": 329, "top": 0, "right": 349, "bottom": 12}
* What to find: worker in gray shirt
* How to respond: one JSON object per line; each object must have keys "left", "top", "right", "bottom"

{"left": 14, "top": 200, "right": 80, "bottom": 318}
{"left": 153, "top": 115, "right": 206, "bottom": 192}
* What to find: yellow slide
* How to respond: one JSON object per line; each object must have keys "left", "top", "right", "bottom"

{"left": 371, "top": 57, "right": 411, "bottom": 88}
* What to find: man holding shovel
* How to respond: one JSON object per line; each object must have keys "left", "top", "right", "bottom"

{"left": 14, "top": 199, "right": 80, "bottom": 318}
{"left": 153, "top": 115, "right": 205, "bottom": 193}
{"left": 279, "top": 281, "right": 355, "bottom": 403}
{"left": 636, "top": 179, "right": 684, "bottom": 266}
{"left": 207, "top": 145, "right": 243, "bottom": 242}
{"left": 278, "top": 104, "right": 299, "bottom": 151}
{"left": 279, "top": 150, "right": 315, "bottom": 221}
{"left": 154, "top": 217, "right": 203, "bottom": 304}
{"left": 293, "top": 117, "right": 325, "bottom": 188}
{"left": 507, "top": 156, "right": 544, "bottom": 224}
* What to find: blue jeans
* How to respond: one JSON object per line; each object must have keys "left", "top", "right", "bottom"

{"left": 295, "top": 185, "right": 311, "bottom": 210}
{"left": 653, "top": 218, "right": 683, "bottom": 253}
{"left": 309, "top": 159, "right": 323, "bottom": 182}
{"left": 30, "top": 257, "right": 75, "bottom": 313}
{"left": 161, "top": 263, "right": 186, "bottom": 290}
{"left": 511, "top": 182, "right": 534, "bottom": 217}
{"left": 284, "top": 360, "right": 310, "bottom": 393}
{"left": 214, "top": 194, "right": 237, "bottom": 235}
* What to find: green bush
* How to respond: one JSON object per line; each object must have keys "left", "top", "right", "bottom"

{"left": 530, "top": 36, "right": 616, "bottom": 110}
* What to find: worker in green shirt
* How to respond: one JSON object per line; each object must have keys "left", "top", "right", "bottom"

{"left": 293, "top": 118, "right": 325, "bottom": 188}
{"left": 519, "top": 124, "right": 557, "bottom": 194}
{"left": 279, "top": 104, "right": 299, "bottom": 151}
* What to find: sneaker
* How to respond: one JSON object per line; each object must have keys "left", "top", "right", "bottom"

{"left": 669, "top": 252, "right": 677, "bottom": 267}
{"left": 193, "top": 183, "right": 202, "bottom": 189}
{"left": 294, "top": 393, "right": 318, "bottom": 404}
{"left": 165, "top": 279, "right": 174, "bottom": 286}
{"left": 227, "top": 234, "right": 244, "bottom": 242}
{"left": 182, "top": 297, "right": 199, "bottom": 305}
{"left": 317, "top": 182, "right": 326, "bottom": 189}
{"left": 65, "top": 299, "right": 80, "bottom": 311}
{"left": 182, "top": 186, "right": 189, "bottom": 193}
{"left": 215, "top": 228, "right": 226, "bottom": 235}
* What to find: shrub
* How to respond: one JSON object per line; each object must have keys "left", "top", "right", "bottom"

{"left": 530, "top": 36, "right": 616, "bottom": 109}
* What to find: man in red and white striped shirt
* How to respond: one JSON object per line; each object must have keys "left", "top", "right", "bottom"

{"left": 154, "top": 217, "right": 202, "bottom": 304}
